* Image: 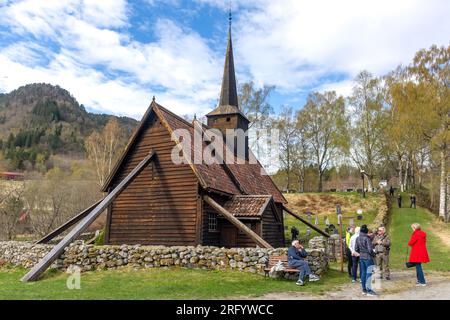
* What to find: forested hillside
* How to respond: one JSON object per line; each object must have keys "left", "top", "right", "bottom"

{"left": 0, "top": 83, "right": 137, "bottom": 171}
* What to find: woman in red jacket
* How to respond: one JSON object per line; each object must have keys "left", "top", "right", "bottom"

{"left": 408, "top": 223, "right": 430, "bottom": 286}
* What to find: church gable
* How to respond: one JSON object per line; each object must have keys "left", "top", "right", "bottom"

{"left": 106, "top": 106, "right": 200, "bottom": 246}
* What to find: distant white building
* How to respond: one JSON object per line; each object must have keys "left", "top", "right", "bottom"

{"left": 379, "top": 180, "right": 388, "bottom": 189}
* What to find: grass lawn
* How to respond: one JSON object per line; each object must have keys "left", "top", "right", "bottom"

{"left": 388, "top": 195, "right": 450, "bottom": 272}
{"left": 0, "top": 265, "right": 348, "bottom": 300}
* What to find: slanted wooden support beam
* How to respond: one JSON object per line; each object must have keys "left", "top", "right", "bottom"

{"left": 21, "top": 151, "right": 156, "bottom": 282}
{"left": 283, "top": 205, "right": 330, "bottom": 238}
{"left": 203, "top": 195, "right": 273, "bottom": 249}
{"left": 35, "top": 200, "right": 102, "bottom": 244}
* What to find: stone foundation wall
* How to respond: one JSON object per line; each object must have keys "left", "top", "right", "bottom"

{"left": 0, "top": 237, "right": 328, "bottom": 276}
{"left": 369, "top": 192, "right": 391, "bottom": 230}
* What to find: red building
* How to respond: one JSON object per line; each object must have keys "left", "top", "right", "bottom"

{"left": 0, "top": 172, "right": 25, "bottom": 180}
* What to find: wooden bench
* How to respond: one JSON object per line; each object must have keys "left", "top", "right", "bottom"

{"left": 264, "top": 255, "right": 299, "bottom": 277}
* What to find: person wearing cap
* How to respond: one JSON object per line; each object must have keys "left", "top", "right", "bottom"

{"left": 288, "top": 240, "right": 320, "bottom": 286}
{"left": 355, "top": 224, "right": 378, "bottom": 296}
{"left": 373, "top": 226, "right": 391, "bottom": 280}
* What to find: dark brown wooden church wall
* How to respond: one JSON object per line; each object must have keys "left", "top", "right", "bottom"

{"left": 201, "top": 193, "right": 228, "bottom": 247}
{"left": 107, "top": 113, "right": 199, "bottom": 246}
{"left": 233, "top": 219, "right": 260, "bottom": 247}
{"left": 262, "top": 204, "right": 285, "bottom": 248}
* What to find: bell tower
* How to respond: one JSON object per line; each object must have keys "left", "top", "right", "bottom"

{"left": 206, "top": 12, "right": 250, "bottom": 160}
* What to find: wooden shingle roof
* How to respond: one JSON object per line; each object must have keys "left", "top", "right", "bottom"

{"left": 102, "top": 101, "right": 286, "bottom": 204}
{"left": 221, "top": 195, "right": 273, "bottom": 217}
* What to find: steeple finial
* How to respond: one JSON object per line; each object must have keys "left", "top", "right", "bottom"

{"left": 229, "top": 0, "right": 232, "bottom": 27}
{"left": 218, "top": 6, "right": 238, "bottom": 109}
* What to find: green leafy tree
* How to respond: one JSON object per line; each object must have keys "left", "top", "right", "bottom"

{"left": 348, "top": 71, "right": 389, "bottom": 191}
{"left": 302, "top": 91, "right": 348, "bottom": 192}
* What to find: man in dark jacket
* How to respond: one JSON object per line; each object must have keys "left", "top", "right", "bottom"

{"left": 410, "top": 194, "right": 417, "bottom": 209}
{"left": 355, "top": 225, "right": 378, "bottom": 296}
{"left": 288, "top": 240, "right": 320, "bottom": 286}
{"left": 290, "top": 226, "right": 299, "bottom": 242}
{"left": 389, "top": 186, "right": 394, "bottom": 197}
{"left": 397, "top": 194, "right": 402, "bottom": 208}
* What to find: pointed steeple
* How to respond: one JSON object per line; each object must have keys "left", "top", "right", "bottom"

{"left": 219, "top": 22, "right": 238, "bottom": 108}
{"left": 205, "top": 9, "right": 250, "bottom": 161}
{"left": 206, "top": 11, "right": 247, "bottom": 119}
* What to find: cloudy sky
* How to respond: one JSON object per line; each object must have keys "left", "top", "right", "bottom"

{"left": 0, "top": 0, "right": 449, "bottom": 119}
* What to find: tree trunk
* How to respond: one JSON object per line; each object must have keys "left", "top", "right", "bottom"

{"left": 446, "top": 177, "right": 450, "bottom": 223}
{"left": 403, "top": 160, "right": 409, "bottom": 191}
{"left": 318, "top": 169, "right": 323, "bottom": 192}
{"left": 398, "top": 157, "right": 404, "bottom": 192}
{"left": 367, "top": 177, "right": 374, "bottom": 192}
{"left": 298, "top": 170, "right": 305, "bottom": 193}
{"left": 439, "top": 150, "right": 447, "bottom": 221}
{"left": 286, "top": 173, "right": 290, "bottom": 192}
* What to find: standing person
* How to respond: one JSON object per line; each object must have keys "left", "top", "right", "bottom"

{"left": 397, "top": 194, "right": 402, "bottom": 208}
{"left": 368, "top": 228, "right": 376, "bottom": 241}
{"left": 373, "top": 226, "right": 391, "bottom": 280}
{"left": 408, "top": 223, "right": 430, "bottom": 286}
{"left": 349, "top": 226, "right": 361, "bottom": 283}
{"left": 290, "top": 226, "right": 299, "bottom": 242}
{"left": 355, "top": 224, "right": 377, "bottom": 296}
{"left": 410, "top": 194, "right": 417, "bottom": 209}
{"left": 389, "top": 186, "right": 394, "bottom": 197}
{"left": 345, "top": 226, "right": 355, "bottom": 278}
{"left": 288, "top": 240, "right": 320, "bottom": 286}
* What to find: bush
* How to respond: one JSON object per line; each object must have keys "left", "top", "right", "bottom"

{"left": 94, "top": 228, "right": 105, "bottom": 245}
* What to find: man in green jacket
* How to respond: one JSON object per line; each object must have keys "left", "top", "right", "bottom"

{"left": 373, "top": 226, "right": 391, "bottom": 280}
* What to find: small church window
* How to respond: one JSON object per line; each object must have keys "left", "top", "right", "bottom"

{"left": 208, "top": 212, "right": 218, "bottom": 232}
{"left": 226, "top": 117, "right": 231, "bottom": 122}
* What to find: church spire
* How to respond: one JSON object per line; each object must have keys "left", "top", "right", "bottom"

{"left": 218, "top": 11, "right": 238, "bottom": 109}
{"left": 206, "top": 9, "right": 247, "bottom": 119}
{"left": 205, "top": 8, "right": 250, "bottom": 160}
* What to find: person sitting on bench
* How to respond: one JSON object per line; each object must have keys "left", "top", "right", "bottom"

{"left": 288, "top": 240, "right": 320, "bottom": 286}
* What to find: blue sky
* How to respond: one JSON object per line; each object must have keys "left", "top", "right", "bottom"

{"left": 0, "top": 0, "right": 449, "bottom": 120}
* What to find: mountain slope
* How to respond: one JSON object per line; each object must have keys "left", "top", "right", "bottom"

{"left": 0, "top": 83, "right": 138, "bottom": 170}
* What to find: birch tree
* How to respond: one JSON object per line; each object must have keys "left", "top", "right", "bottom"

{"left": 408, "top": 45, "right": 450, "bottom": 222}
{"left": 239, "top": 82, "right": 274, "bottom": 158}
{"left": 274, "top": 106, "right": 298, "bottom": 191}
{"left": 349, "top": 71, "right": 388, "bottom": 191}
{"left": 86, "top": 118, "right": 125, "bottom": 188}
{"left": 302, "top": 91, "right": 348, "bottom": 192}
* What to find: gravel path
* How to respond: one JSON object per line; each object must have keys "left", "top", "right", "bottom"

{"left": 244, "top": 270, "right": 450, "bottom": 300}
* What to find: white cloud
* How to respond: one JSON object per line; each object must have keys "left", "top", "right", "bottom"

{"left": 204, "top": 0, "right": 450, "bottom": 91}
{"left": 1, "top": 0, "right": 449, "bottom": 120}
{"left": 0, "top": 0, "right": 222, "bottom": 118}
{"left": 316, "top": 79, "right": 355, "bottom": 98}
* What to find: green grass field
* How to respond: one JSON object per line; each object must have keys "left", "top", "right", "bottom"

{"left": 1, "top": 191, "right": 448, "bottom": 300}
{"left": 0, "top": 266, "right": 348, "bottom": 300}
{"left": 388, "top": 194, "right": 450, "bottom": 271}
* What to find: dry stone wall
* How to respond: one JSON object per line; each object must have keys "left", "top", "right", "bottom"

{"left": 0, "top": 237, "right": 328, "bottom": 276}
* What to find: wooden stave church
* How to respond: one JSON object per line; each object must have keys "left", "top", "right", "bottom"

{"left": 23, "top": 20, "right": 331, "bottom": 283}
{"left": 101, "top": 24, "right": 287, "bottom": 248}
